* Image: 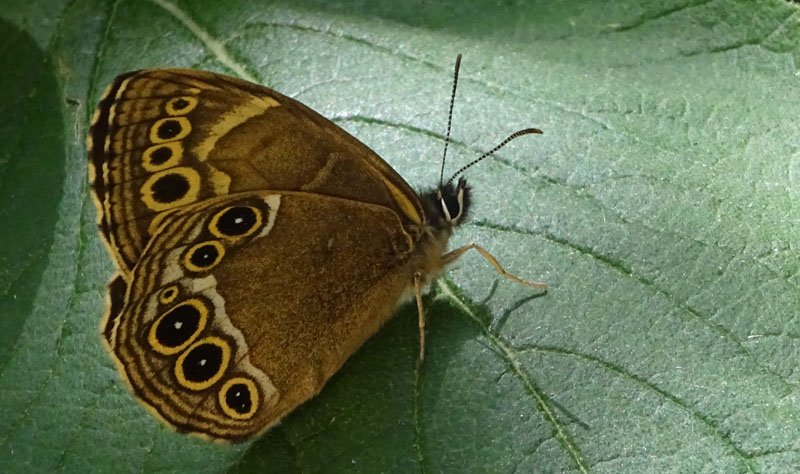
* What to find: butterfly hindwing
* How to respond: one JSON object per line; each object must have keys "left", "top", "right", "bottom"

{"left": 102, "top": 190, "right": 417, "bottom": 441}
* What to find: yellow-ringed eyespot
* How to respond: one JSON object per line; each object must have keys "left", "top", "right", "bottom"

{"left": 158, "top": 285, "right": 180, "bottom": 305}
{"left": 165, "top": 96, "right": 199, "bottom": 116}
{"left": 218, "top": 377, "right": 259, "bottom": 420}
{"left": 140, "top": 166, "right": 200, "bottom": 211}
{"left": 149, "top": 116, "right": 191, "bottom": 143}
{"left": 148, "top": 299, "right": 208, "bottom": 355}
{"left": 174, "top": 336, "right": 231, "bottom": 391}
{"left": 209, "top": 205, "right": 262, "bottom": 240}
{"left": 183, "top": 241, "right": 225, "bottom": 273}
{"left": 142, "top": 142, "right": 183, "bottom": 172}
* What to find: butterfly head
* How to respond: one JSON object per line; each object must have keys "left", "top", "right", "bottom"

{"left": 422, "top": 54, "right": 540, "bottom": 235}
{"left": 422, "top": 177, "right": 471, "bottom": 230}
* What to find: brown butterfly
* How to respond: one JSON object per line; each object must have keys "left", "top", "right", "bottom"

{"left": 88, "top": 54, "right": 544, "bottom": 442}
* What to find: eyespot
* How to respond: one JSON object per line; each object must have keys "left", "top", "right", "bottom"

{"left": 158, "top": 285, "right": 179, "bottom": 304}
{"left": 209, "top": 205, "right": 262, "bottom": 240}
{"left": 142, "top": 142, "right": 183, "bottom": 171}
{"left": 165, "top": 96, "right": 198, "bottom": 115}
{"left": 150, "top": 117, "right": 191, "bottom": 143}
{"left": 174, "top": 336, "right": 231, "bottom": 391}
{"left": 148, "top": 299, "right": 208, "bottom": 355}
{"left": 218, "top": 377, "right": 259, "bottom": 420}
{"left": 140, "top": 166, "right": 200, "bottom": 211}
{"left": 183, "top": 241, "right": 225, "bottom": 273}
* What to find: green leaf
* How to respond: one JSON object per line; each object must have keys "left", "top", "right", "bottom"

{"left": 2, "top": 0, "right": 799, "bottom": 472}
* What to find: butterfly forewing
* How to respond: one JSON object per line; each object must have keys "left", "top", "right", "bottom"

{"left": 88, "top": 69, "right": 425, "bottom": 274}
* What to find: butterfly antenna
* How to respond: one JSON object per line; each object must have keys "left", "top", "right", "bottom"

{"left": 439, "top": 54, "right": 462, "bottom": 188}
{"left": 445, "top": 128, "right": 543, "bottom": 186}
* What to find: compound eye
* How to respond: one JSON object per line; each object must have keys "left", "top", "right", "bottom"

{"left": 440, "top": 192, "right": 463, "bottom": 222}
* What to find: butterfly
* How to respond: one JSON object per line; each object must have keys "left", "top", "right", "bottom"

{"left": 88, "top": 54, "right": 544, "bottom": 442}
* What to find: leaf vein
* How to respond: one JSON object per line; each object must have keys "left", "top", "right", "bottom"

{"left": 436, "top": 280, "right": 591, "bottom": 474}
{"left": 148, "top": 0, "right": 258, "bottom": 82}
{"left": 517, "top": 343, "right": 759, "bottom": 472}
{"left": 471, "top": 219, "right": 798, "bottom": 393}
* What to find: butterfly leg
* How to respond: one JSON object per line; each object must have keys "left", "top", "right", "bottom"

{"left": 414, "top": 271, "right": 427, "bottom": 363}
{"left": 442, "top": 243, "right": 547, "bottom": 289}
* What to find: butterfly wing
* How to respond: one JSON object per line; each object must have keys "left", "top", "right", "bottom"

{"left": 102, "top": 190, "right": 417, "bottom": 441}
{"left": 89, "top": 69, "right": 424, "bottom": 275}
